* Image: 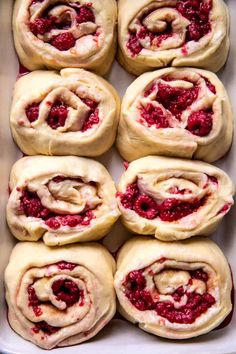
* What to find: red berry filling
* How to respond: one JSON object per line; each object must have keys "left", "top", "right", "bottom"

{"left": 156, "top": 82, "right": 199, "bottom": 119}
{"left": 56, "top": 261, "right": 77, "bottom": 271}
{"left": 127, "top": 0, "right": 212, "bottom": 56}
{"left": 187, "top": 110, "right": 213, "bottom": 136}
{"left": 28, "top": 285, "right": 43, "bottom": 317}
{"left": 119, "top": 183, "right": 204, "bottom": 222}
{"left": 140, "top": 104, "right": 170, "bottom": 128}
{"left": 26, "top": 104, "right": 40, "bottom": 123}
{"left": 29, "top": 17, "right": 55, "bottom": 36}
{"left": 50, "top": 32, "right": 76, "bottom": 51}
{"left": 32, "top": 322, "right": 60, "bottom": 335}
{"left": 52, "top": 278, "right": 82, "bottom": 306}
{"left": 123, "top": 268, "right": 216, "bottom": 324}
{"left": 81, "top": 98, "right": 100, "bottom": 132}
{"left": 76, "top": 6, "right": 95, "bottom": 24}
{"left": 19, "top": 187, "right": 94, "bottom": 229}
{"left": 47, "top": 102, "right": 68, "bottom": 129}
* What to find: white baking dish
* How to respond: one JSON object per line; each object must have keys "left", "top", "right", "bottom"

{"left": 0, "top": 0, "right": 235, "bottom": 353}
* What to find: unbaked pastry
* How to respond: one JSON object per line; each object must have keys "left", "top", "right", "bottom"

{"left": 13, "top": 0, "right": 117, "bottom": 75}
{"left": 10, "top": 69, "right": 120, "bottom": 156}
{"left": 5, "top": 241, "right": 116, "bottom": 349}
{"left": 117, "top": 156, "right": 234, "bottom": 241}
{"left": 118, "top": 0, "right": 229, "bottom": 75}
{"left": 114, "top": 236, "right": 232, "bottom": 339}
{"left": 117, "top": 68, "right": 233, "bottom": 163}
{"left": 7, "top": 156, "right": 120, "bottom": 246}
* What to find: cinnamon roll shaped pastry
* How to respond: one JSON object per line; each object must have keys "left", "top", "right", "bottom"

{"left": 117, "top": 68, "right": 233, "bottom": 163}
{"left": 13, "top": 0, "right": 117, "bottom": 75}
{"left": 7, "top": 156, "right": 120, "bottom": 246}
{"left": 5, "top": 242, "right": 116, "bottom": 349}
{"left": 114, "top": 237, "right": 232, "bottom": 339}
{"left": 10, "top": 69, "right": 120, "bottom": 157}
{"left": 117, "top": 156, "right": 234, "bottom": 241}
{"left": 118, "top": 0, "right": 229, "bottom": 75}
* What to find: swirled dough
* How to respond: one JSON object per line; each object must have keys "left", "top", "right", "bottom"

{"left": 11, "top": 69, "right": 120, "bottom": 156}
{"left": 116, "top": 68, "right": 233, "bottom": 163}
{"left": 117, "top": 156, "right": 234, "bottom": 241}
{"left": 7, "top": 156, "right": 120, "bottom": 246}
{"left": 5, "top": 241, "right": 116, "bottom": 349}
{"left": 114, "top": 236, "right": 232, "bottom": 339}
{"left": 118, "top": 0, "right": 229, "bottom": 75}
{"left": 13, "top": 0, "right": 117, "bottom": 75}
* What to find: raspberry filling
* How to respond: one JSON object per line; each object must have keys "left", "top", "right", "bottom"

{"left": 187, "top": 110, "right": 213, "bottom": 137}
{"left": 19, "top": 187, "right": 94, "bottom": 229}
{"left": 47, "top": 102, "right": 68, "bottom": 129}
{"left": 52, "top": 278, "right": 82, "bottom": 306}
{"left": 81, "top": 98, "right": 100, "bottom": 132}
{"left": 29, "top": 3, "right": 96, "bottom": 50}
{"left": 123, "top": 268, "right": 215, "bottom": 324}
{"left": 155, "top": 82, "right": 199, "bottom": 119}
{"left": 140, "top": 76, "right": 214, "bottom": 135}
{"left": 26, "top": 104, "right": 40, "bottom": 123}
{"left": 28, "top": 285, "right": 43, "bottom": 317}
{"left": 56, "top": 261, "right": 77, "bottom": 271}
{"left": 32, "top": 322, "right": 60, "bottom": 335}
{"left": 24, "top": 98, "right": 99, "bottom": 131}
{"left": 119, "top": 183, "right": 204, "bottom": 222}
{"left": 127, "top": 0, "right": 212, "bottom": 55}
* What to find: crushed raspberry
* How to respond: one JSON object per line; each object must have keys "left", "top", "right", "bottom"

{"left": 127, "top": 0, "right": 212, "bottom": 56}
{"left": 191, "top": 269, "right": 209, "bottom": 282}
{"left": 76, "top": 6, "right": 95, "bottom": 24}
{"left": 119, "top": 183, "right": 204, "bottom": 222}
{"left": 187, "top": 110, "right": 213, "bottom": 136}
{"left": 177, "top": 0, "right": 212, "bottom": 41}
{"left": 45, "top": 210, "right": 94, "bottom": 230}
{"left": 52, "top": 279, "right": 81, "bottom": 306}
{"left": 133, "top": 195, "right": 159, "bottom": 219}
{"left": 218, "top": 204, "right": 231, "bottom": 214}
{"left": 203, "top": 76, "right": 216, "bottom": 94}
{"left": 20, "top": 190, "right": 51, "bottom": 219}
{"left": 51, "top": 32, "right": 76, "bottom": 51}
{"left": 32, "top": 321, "right": 60, "bottom": 335}
{"left": 156, "top": 82, "right": 199, "bottom": 119}
{"left": 56, "top": 261, "right": 77, "bottom": 270}
{"left": 208, "top": 175, "right": 218, "bottom": 185}
{"left": 123, "top": 267, "right": 215, "bottom": 324}
{"left": 159, "top": 198, "right": 201, "bottom": 222}
{"left": 28, "top": 285, "right": 43, "bottom": 317}
{"left": 29, "top": 17, "right": 55, "bottom": 36}
{"left": 140, "top": 104, "right": 170, "bottom": 128}
{"left": 26, "top": 104, "right": 39, "bottom": 123}
{"left": 20, "top": 188, "right": 95, "bottom": 228}
{"left": 127, "top": 34, "right": 142, "bottom": 56}
{"left": 124, "top": 161, "right": 129, "bottom": 170}
{"left": 47, "top": 102, "right": 68, "bottom": 129}
{"left": 119, "top": 183, "right": 139, "bottom": 209}
{"left": 80, "top": 97, "right": 99, "bottom": 132}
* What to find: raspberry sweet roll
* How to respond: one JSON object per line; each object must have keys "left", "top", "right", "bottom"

{"left": 114, "top": 237, "right": 232, "bottom": 339}
{"left": 10, "top": 69, "right": 120, "bottom": 157}
{"left": 118, "top": 0, "right": 229, "bottom": 76}
{"left": 7, "top": 156, "right": 120, "bottom": 246}
{"left": 117, "top": 156, "right": 234, "bottom": 241}
{"left": 13, "top": 0, "right": 117, "bottom": 75}
{"left": 5, "top": 242, "right": 116, "bottom": 349}
{"left": 116, "top": 68, "right": 233, "bottom": 163}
